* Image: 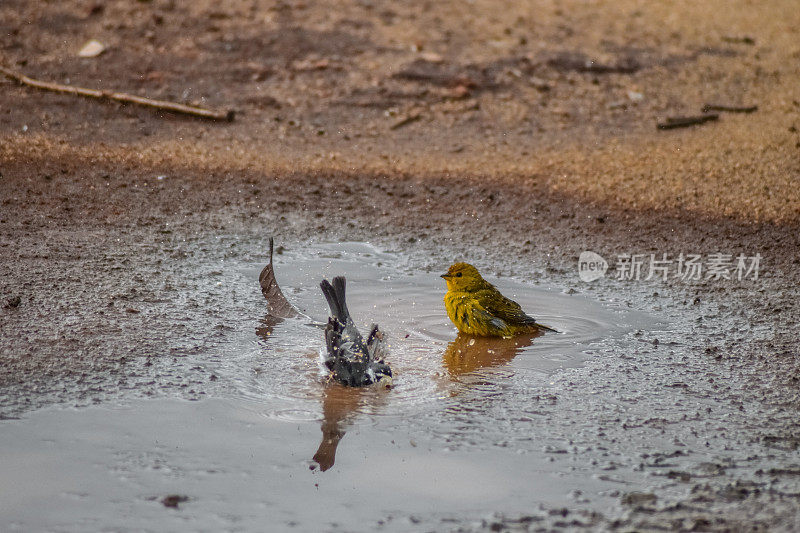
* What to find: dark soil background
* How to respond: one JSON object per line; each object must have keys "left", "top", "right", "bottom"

{"left": 1, "top": 0, "right": 799, "bottom": 530}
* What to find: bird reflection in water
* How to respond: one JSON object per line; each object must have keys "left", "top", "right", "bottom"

{"left": 442, "top": 331, "right": 542, "bottom": 376}
{"left": 312, "top": 384, "right": 389, "bottom": 471}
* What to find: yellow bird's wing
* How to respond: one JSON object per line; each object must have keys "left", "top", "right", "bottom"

{"left": 474, "top": 287, "right": 539, "bottom": 327}
{"left": 450, "top": 292, "right": 512, "bottom": 336}
{"left": 470, "top": 305, "right": 513, "bottom": 336}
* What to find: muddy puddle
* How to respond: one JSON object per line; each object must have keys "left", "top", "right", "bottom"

{"left": 0, "top": 241, "right": 654, "bottom": 530}
{"left": 3, "top": 241, "right": 796, "bottom": 531}
{"left": 226, "top": 242, "right": 652, "bottom": 415}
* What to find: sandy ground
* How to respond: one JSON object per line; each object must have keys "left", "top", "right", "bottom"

{"left": 2, "top": 0, "right": 800, "bottom": 531}
{"left": 2, "top": 0, "right": 799, "bottom": 221}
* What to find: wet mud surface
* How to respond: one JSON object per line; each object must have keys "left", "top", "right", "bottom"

{"left": 2, "top": 0, "right": 800, "bottom": 531}
{"left": 1, "top": 199, "right": 799, "bottom": 530}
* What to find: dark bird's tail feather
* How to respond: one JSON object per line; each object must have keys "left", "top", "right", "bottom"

{"left": 332, "top": 277, "right": 350, "bottom": 321}
{"left": 320, "top": 276, "right": 350, "bottom": 323}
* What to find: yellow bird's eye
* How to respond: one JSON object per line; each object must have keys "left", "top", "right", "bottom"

{"left": 455, "top": 272, "right": 462, "bottom": 277}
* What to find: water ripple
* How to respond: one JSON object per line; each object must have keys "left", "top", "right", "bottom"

{"left": 210, "top": 242, "right": 653, "bottom": 424}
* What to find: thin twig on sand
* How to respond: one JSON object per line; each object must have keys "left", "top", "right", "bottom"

{"left": 0, "top": 65, "right": 235, "bottom": 121}
{"left": 657, "top": 114, "right": 719, "bottom": 130}
{"left": 702, "top": 104, "right": 758, "bottom": 114}
{"left": 390, "top": 112, "right": 422, "bottom": 130}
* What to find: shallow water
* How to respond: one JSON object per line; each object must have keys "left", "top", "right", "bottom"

{"left": 227, "top": 242, "right": 650, "bottom": 416}
{"left": 1, "top": 241, "right": 669, "bottom": 531}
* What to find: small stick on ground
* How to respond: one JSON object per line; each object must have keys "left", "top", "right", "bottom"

{"left": 0, "top": 64, "right": 234, "bottom": 121}
{"left": 657, "top": 114, "right": 719, "bottom": 130}
{"left": 702, "top": 104, "right": 758, "bottom": 114}
{"left": 721, "top": 35, "right": 755, "bottom": 45}
{"left": 390, "top": 112, "right": 422, "bottom": 130}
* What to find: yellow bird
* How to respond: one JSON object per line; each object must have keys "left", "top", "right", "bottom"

{"left": 441, "top": 262, "right": 557, "bottom": 337}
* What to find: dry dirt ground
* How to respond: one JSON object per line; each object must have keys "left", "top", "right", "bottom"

{"left": 1, "top": 0, "right": 799, "bottom": 531}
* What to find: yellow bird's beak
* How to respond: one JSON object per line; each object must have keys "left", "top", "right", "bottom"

{"left": 440, "top": 273, "right": 451, "bottom": 279}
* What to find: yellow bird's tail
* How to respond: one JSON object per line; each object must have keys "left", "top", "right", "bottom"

{"left": 535, "top": 322, "right": 559, "bottom": 333}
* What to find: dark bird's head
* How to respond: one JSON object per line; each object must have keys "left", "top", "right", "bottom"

{"left": 367, "top": 361, "right": 393, "bottom": 387}
{"left": 440, "top": 262, "right": 485, "bottom": 292}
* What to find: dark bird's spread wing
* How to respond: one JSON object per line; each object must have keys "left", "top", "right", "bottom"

{"left": 259, "top": 237, "right": 298, "bottom": 319}
{"left": 365, "top": 323, "right": 389, "bottom": 361}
